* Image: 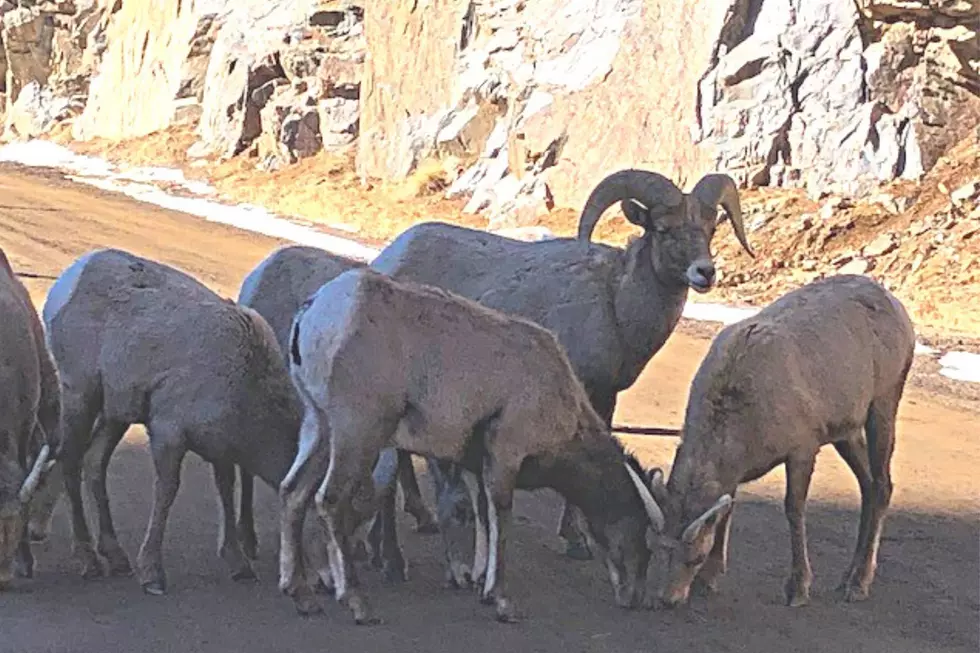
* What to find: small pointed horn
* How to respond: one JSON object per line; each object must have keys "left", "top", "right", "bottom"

{"left": 577, "top": 170, "right": 683, "bottom": 242}
{"left": 624, "top": 462, "right": 665, "bottom": 532}
{"left": 19, "top": 444, "right": 51, "bottom": 504}
{"left": 690, "top": 174, "right": 754, "bottom": 258}
{"left": 681, "top": 494, "right": 733, "bottom": 544}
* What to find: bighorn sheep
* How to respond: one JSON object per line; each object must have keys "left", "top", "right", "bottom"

{"left": 238, "top": 245, "right": 474, "bottom": 586}
{"left": 646, "top": 274, "right": 915, "bottom": 609}
{"left": 281, "top": 268, "right": 666, "bottom": 624}
{"left": 371, "top": 168, "right": 754, "bottom": 562}
{"left": 43, "top": 248, "right": 309, "bottom": 594}
{"left": 0, "top": 247, "right": 60, "bottom": 588}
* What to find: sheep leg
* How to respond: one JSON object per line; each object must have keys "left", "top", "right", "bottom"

{"left": 462, "top": 468, "right": 488, "bottom": 588}
{"left": 431, "top": 458, "right": 475, "bottom": 590}
{"left": 86, "top": 418, "right": 132, "bottom": 577}
{"left": 376, "top": 484, "right": 407, "bottom": 583}
{"left": 27, "top": 456, "right": 63, "bottom": 543}
{"left": 832, "top": 434, "right": 874, "bottom": 598}
{"left": 480, "top": 457, "right": 520, "bottom": 623}
{"left": 136, "top": 424, "right": 187, "bottom": 596}
{"left": 278, "top": 406, "right": 330, "bottom": 616}
{"left": 316, "top": 461, "right": 381, "bottom": 625}
{"left": 14, "top": 512, "right": 33, "bottom": 580}
{"left": 237, "top": 467, "right": 258, "bottom": 560}
{"left": 783, "top": 454, "right": 816, "bottom": 607}
{"left": 559, "top": 390, "right": 618, "bottom": 560}
{"left": 61, "top": 392, "right": 103, "bottom": 579}
{"left": 212, "top": 461, "right": 257, "bottom": 582}
{"left": 842, "top": 397, "right": 898, "bottom": 602}
{"left": 396, "top": 449, "right": 438, "bottom": 534}
{"left": 693, "top": 495, "right": 735, "bottom": 595}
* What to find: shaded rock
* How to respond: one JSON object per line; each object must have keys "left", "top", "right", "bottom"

{"left": 280, "top": 105, "right": 321, "bottom": 161}
{"left": 192, "top": 0, "right": 353, "bottom": 160}
{"left": 695, "top": 0, "right": 980, "bottom": 199}
{"left": 177, "top": 13, "right": 222, "bottom": 102}
{"left": 2, "top": 5, "right": 55, "bottom": 108}
{"left": 195, "top": 36, "right": 287, "bottom": 158}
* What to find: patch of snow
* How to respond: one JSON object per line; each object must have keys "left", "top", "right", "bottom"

{"left": 64, "top": 174, "right": 380, "bottom": 262}
{"left": 1, "top": 138, "right": 977, "bottom": 385}
{"left": 681, "top": 302, "right": 760, "bottom": 325}
{"left": 937, "top": 352, "right": 980, "bottom": 384}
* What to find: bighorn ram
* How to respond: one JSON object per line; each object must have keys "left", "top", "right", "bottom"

{"left": 238, "top": 245, "right": 474, "bottom": 585}
{"left": 371, "top": 168, "right": 754, "bottom": 562}
{"left": 646, "top": 274, "right": 915, "bottom": 609}
{"left": 0, "top": 247, "right": 60, "bottom": 588}
{"left": 281, "top": 268, "right": 666, "bottom": 624}
{"left": 43, "top": 248, "right": 310, "bottom": 594}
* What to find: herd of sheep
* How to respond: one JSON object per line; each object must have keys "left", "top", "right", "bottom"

{"left": 0, "top": 168, "right": 916, "bottom": 626}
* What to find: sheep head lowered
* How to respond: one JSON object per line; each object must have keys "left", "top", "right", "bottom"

{"left": 578, "top": 169, "right": 754, "bottom": 293}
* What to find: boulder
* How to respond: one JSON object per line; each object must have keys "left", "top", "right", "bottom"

{"left": 3, "top": 78, "right": 75, "bottom": 138}
{"left": 318, "top": 95, "right": 358, "bottom": 150}
{"left": 357, "top": 0, "right": 730, "bottom": 213}
{"left": 2, "top": 5, "right": 55, "bottom": 108}
{"left": 191, "top": 0, "right": 361, "bottom": 160}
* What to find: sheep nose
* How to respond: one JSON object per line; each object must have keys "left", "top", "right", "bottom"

{"left": 686, "top": 261, "right": 716, "bottom": 292}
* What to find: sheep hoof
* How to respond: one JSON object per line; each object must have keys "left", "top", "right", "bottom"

{"left": 842, "top": 584, "right": 870, "bottom": 603}
{"left": 348, "top": 594, "right": 380, "bottom": 625}
{"left": 13, "top": 555, "right": 33, "bottom": 579}
{"left": 75, "top": 545, "right": 104, "bottom": 579}
{"left": 784, "top": 577, "right": 811, "bottom": 607}
{"left": 142, "top": 579, "right": 167, "bottom": 596}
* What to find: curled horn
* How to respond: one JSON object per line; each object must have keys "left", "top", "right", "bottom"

{"left": 681, "top": 494, "right": 733, "bottom": 544}
{"left": 624, "top": 462, "right": 665, "bottom": 532}
{"left": 690, "top": 174, "right": 754, "bottom": 258}
{"left": 19, "top": 444, "right": 51, "bottom": 504}
{"left": 577, "top": 169, "right": 684, "bottom": 242}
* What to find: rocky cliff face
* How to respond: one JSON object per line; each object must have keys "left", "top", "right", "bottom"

{"left": 0, "top": 0, "right": 977, "bottom": 223}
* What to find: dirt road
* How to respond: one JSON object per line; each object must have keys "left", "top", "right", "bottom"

{"left": 0, "top": 166, "right": 976, "bottom": 653}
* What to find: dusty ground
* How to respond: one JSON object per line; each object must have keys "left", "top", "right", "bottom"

{"left": 0, "top": 166, "right": 977, "bottom": 653}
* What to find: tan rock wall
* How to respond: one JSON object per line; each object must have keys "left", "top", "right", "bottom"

{"left": 356, "top": 0, "right": 469, "bottom": 180}
{"left": 71, "top": 0, "right": 208, "bottom": 141}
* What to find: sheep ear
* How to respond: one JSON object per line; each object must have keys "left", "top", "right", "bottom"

{"left": 646, "top": 468, "right": 669, "bottom": 506}
{"left": 621, "top": 199, "right": 651, "bottom": 229}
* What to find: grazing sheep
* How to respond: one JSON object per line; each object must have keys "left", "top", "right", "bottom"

{"left": 371, "top": 168, "right": 754, "bottom": 562}
{"left": 0, "top": 246, "right": 61, "bottom": 588}
{"left": 43, "top": 248, "right": 307, "bottom": 594}
{"left": 647, "top": 274, "right": 915, "bottom": 609}
{"left": 281, "top": 268, "right": 665, "bottom": 624}
{"left": 238, "top": 245, "right": 474, "bottom": 587}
